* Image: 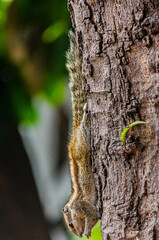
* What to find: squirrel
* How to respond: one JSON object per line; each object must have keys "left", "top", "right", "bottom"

{"left": 62, "top": 30, "right": 99, "bottom": 239}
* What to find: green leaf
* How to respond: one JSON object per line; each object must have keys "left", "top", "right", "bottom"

{"left": 42, "top": 20, "right": 67, "bottom": 43}
{"left": 120, "top": 121, "right": 148, "bottom": 145}
{"left": 90, "top": 220, "right": 102, "bottom": 240}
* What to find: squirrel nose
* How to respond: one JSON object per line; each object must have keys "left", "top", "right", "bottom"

{"left": 77, "top": 229, "right": 83, "bottom": 238}
{"left": 78, "top": 225, "right": 85, "bottom": 237}
{"left": 77, "top": 233, "right": 82, "bottom": 238}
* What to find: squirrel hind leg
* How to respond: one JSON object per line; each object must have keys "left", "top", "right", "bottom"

{"left": 82, "top": 103, "right": 88, "bottom": 125}
{"left": 83, "top": 103, "right": 88, "bottom": 113}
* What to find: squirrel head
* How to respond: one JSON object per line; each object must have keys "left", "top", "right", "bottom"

{"left": 62, "top": 205, "right": 85, "bottom": 238}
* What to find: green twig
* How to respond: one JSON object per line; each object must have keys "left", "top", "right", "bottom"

{"left": 121, "top": 121, "right": 148, "bottom": 145}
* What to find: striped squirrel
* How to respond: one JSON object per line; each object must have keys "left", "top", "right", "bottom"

{"left": 62, "top": 31, "right": 99, "bottom": 238}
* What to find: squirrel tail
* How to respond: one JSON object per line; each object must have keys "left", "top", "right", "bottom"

{"left": 66, "top": 30, "right": 86, "bottom": 129}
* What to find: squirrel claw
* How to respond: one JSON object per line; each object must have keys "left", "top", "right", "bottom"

{"left": 85, "top": 232, "right": 91, "bottom": 239}
{"left": 84, "top": 226, "right": 91, "bottom": 239}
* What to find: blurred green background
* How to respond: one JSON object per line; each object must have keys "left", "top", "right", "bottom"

{"left": 0, "top": 0, "right": 69, "bottom": 128}
{"left": 0, "top": 0, "right": 102, "bottom": 240}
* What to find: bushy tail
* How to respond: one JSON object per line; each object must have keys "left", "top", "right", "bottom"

{"left": 66, "top": 30, "right": 86, "bottom": 129}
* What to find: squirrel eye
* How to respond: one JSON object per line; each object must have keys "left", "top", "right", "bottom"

{"left": 69, "top": 222, "right": 74, "bottom": 228}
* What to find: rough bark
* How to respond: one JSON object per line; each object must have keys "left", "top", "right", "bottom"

{"left": 68, "top": 0, "right": 159, "bottom": 239}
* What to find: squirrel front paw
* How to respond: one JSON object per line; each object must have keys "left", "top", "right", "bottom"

{"left": 84, "top": 228, "right": 91, "bottom": 239}
{"left": 84, "top": 215, "right": 99, "bottom": 239}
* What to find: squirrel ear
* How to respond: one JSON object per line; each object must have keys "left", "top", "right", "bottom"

{"left": 63, "top": 206, "right": 70, "bottom": 214}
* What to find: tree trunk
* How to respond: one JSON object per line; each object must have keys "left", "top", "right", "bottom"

{"left": 68, "top": 0, "right": 159, "bottom": 239}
